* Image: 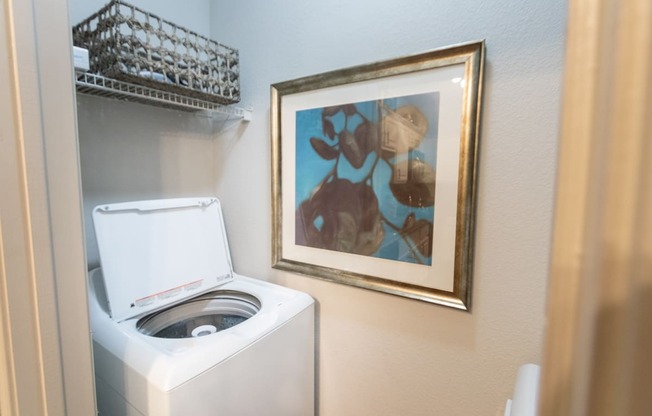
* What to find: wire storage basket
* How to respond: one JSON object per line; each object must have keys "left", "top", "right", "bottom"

{"left": 72, "top": 0, "right": 240, "bottom": 105}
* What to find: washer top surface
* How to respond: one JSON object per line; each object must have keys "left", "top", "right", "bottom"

{"left": 93, "top": 197, "right": 234, "bottom": 322}
{"left": 88, "top": 269, "right": 315, "bottom": 392}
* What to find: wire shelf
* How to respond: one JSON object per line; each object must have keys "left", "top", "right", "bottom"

{"left": 75, "top": 72, "right": 252, "bottom": 120}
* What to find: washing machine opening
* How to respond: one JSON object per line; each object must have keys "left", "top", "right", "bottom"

{"left": 136, "top": 290, "right": 261, "bottom": 339}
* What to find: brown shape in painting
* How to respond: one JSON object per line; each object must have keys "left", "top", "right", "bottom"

{"left": 296, "top": 179, "right": 385, "bottom": 256}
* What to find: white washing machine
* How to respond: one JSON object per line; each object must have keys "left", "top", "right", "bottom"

{"left": 88, "top": 197, "right": 315, "bottom": 415}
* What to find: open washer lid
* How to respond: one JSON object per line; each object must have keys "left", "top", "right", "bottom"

{"left": 92, "top": 197, "right": 234, "bottom": 322}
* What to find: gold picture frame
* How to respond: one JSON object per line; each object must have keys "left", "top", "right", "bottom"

{"left": 271, "top": 41, "right": 484, "bottom": 310}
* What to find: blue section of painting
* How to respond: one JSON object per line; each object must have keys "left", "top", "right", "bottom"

{"left": 295, "top": 108, "right": 334, "bottom": 205}
{"left": 295, "top": 91, "right": 440, "bottom": 265}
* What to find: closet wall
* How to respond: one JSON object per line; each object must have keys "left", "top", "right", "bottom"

{"left": 209, "top": 1, "right": 567, "bottom": 415}
{"left": 70, "top": 0, "right": 217, "bottom": 266}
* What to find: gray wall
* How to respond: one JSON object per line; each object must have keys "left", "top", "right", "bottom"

{"left": 71, "top": 0, "right": 567, "bottom": 414}
{"left": 210, "top": 1, "right": 566, "bottom": 415}
{"left": 70, "top": 0, "right": 215, "bottom": 267}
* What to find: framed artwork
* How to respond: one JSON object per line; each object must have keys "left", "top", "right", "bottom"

{"left": 271, "top": 41, "right": 484, "bottom": 310}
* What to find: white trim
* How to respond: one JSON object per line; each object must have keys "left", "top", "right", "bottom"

{"left": 0, "top": 3, "right": 20, "bottom": 414}
{"left": 0, "top": 0, "right": 96, "bottom": 414}
{"left": 32, "top": 0, "right": 97, "bottom": 412}
{"left": 540, "top": 0, "right": 652, "bottom": 414}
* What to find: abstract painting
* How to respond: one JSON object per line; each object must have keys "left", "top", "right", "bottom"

{"left": 271, "top": 41, "right": 484, "bottom": 310}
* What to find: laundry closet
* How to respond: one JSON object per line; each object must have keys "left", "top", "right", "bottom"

{"left": 67, "top": 0, "right": 568, "bottom": 415}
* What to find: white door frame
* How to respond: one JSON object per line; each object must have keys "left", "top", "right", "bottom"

{"left": 0, "top": 0, "right": 96, "bottom": 414}
{"left": 539, "top": 0, "right": 652, "bottom": 414}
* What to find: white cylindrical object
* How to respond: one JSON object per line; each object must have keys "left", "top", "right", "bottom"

{"left": 509, "top": 363, "right": 541, "bottom": 416}
{"left": 504, "top": 399, "right": 513, "bottom": 416}
{"left": 192, "top": 325, "right": 217, "bottom": 337}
